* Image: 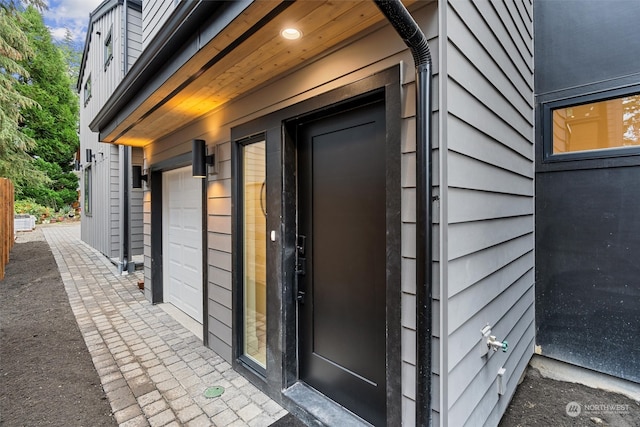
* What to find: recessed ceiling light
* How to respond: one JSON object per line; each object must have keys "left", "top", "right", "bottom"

{"left": 281, "top": 28, "right": 302, "bottom": 40}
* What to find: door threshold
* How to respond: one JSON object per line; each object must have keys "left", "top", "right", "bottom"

{"left": 158, "top": 303, "right": 203, "bottom": 341}
{"left": 282, "top": 382, "right": 371, "bottom": 427}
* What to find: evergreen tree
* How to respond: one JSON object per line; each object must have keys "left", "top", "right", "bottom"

{"left": 0, "top": 1, "right": 47, "bottom": 192}
{"left": 16, "top": 6, "right": 79, "bottom": 209}
{"left": 58, "top": 29, "right": 82, "bottom": 89}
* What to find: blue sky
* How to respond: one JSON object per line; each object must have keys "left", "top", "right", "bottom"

{"left": 43, "top": 0, "right": 104, "bottom": 45}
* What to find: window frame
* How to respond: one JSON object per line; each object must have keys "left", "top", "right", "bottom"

{"left": 104, "top": 27, "right": 113, "bottom": 69}
{"left": 83, "top": 74, "right": 92, "bottom": 106}
{"left": 543, "top": 85, "right": 640, "bottom": 163}
{"left": 235, "top": 133, "right": 268, "bottom": 377}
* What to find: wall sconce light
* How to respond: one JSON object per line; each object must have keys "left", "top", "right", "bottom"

{"left": 85, "top": 148, "right": 95, "bottom": 163}
{"left": 132, "top": 165, "right": 148, "bottom": 189}
{"left": 192, "top": 139, "right": 217, "bottom": 178}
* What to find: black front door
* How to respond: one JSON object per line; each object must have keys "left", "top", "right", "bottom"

{"left": 296, "top": 99, "right": 387, "bottom": 425}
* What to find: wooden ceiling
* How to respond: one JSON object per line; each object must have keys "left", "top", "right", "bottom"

{"left": 103, "top": 0, "right": 414, "bottom": 146}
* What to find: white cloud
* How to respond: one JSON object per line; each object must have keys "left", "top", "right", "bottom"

{"left": 43, "top": 0, "right": 104, "bottom": 42}
{"left": 48, "top": 26, "right": 74, "bottom": 41}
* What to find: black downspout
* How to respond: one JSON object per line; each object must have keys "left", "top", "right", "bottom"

{"left": 122, "top": 0, "right": 131, "bottom": 273}
{"left": 122, "top": 146, "right": 130, "bottom": 273}
{"left": 372, "top": 1, "right": 433, "bottom": 426}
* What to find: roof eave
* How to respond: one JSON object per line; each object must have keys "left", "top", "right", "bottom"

{"left": 90, "top": 0, "right": 252, "bottom": 140}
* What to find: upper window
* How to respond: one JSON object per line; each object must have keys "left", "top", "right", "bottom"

{"left": 547, "top": 89, "right": 640, "bottom": 161}
{"left": 104, "top": 28, "right": 113, "bottom": 68}
{"left": 83, "top": 74, "right": 91, "bottom": 106}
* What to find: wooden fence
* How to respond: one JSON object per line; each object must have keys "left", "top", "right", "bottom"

{"left": 1, "top": 178, "right": 15, "bottom": 280}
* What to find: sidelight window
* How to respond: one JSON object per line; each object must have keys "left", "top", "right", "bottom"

{"left": 240, "top": 140, "right": 267, "bottom": 369}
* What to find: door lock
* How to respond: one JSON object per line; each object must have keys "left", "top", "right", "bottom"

{"left": 295, "top": 234, "right": 307, "bottom": 275}
{"left": 295, "top": 234, "right": 307, "bottom": 304}
{"left": 296, "top": 290, "right": 306, "bottom": 303}
{"left": 295, "top": 257, "right": 306, "bottom": 275}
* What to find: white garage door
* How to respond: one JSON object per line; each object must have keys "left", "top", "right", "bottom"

{"left": 162, "top": 167, "right": 203, "bottom": 323}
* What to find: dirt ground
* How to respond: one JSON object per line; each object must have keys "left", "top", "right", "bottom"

{"left": 500, "top": 368, "right": 640, "bottom": 427}
{"left": 1, "top": 226, "right": 639, "bottom": 427}
{"left": 0, "top": 228, "right": 115, "bottom": 426}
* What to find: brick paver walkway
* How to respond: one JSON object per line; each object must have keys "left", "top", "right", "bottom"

{"left": 42, "top": 224, "right": 286, "bottom": 427}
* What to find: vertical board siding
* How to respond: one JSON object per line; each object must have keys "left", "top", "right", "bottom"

{"left": 80, "top": 5, "right": 123, "bottom": 257}
{"left": 441, "top": 1, "right": 534, "bottom": 426}
{"left": 80, "top": 2, "right": 144, "bottom": 261}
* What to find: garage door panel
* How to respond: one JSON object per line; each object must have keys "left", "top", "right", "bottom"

{"left": 163, "top": 167, "right": 204, "bottom": 324}
{"left": 183, "top": 245, "right": 200, "bottom": 259}
{"left": 181, "top": 269, "right": 201, "bottom": 285}
{"left": 183, "top": 217, "right": 200, "bottom": 227}
{"left": 167, "top": 277, "right": 182, "bottom": 299}
{"left": 168, "top": 250, "right": 182, "bottom": 265}
{"left": 183, "top": 265, "right": 200, "bottom": 277}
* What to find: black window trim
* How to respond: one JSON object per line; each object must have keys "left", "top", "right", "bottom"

{"left": 234, "top": 132, "right": 269, "bottom": 379}
{"left": 84, "top": 74, "right": 92, "bottom": 106}
{"left": 104, "top": 27, "right": 113, "bottom": 69}
{"left": 543, "top": 84, "right": 640, "bottom": 163}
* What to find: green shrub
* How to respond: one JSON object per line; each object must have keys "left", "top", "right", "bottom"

{"left": 57, "top": 205, "right": 75, "bottom": 218}
{"left": 14, "top": 199, "right": 51, "bottom": 223}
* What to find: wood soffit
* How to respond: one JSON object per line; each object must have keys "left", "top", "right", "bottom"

{"left": 104, "top": 0, "right": 415, "bottom": 146}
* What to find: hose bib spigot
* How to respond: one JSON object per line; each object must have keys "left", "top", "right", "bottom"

{"left": 488, "top": 336, "right": 508, "bottom": 353}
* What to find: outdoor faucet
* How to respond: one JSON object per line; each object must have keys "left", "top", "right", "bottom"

{"left": 480, "top": 325, "right": 508, "bottom": 356}
{"left": 487, "top": 335, "right": 508, "bottom": 353}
